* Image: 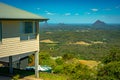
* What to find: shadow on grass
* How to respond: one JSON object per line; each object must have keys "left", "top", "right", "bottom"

{"left": 0, "top": 67, "right": 34, "bottom": 78}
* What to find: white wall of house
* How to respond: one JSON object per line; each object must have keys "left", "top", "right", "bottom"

{"left": 0, "top": 20, "right": 39, "bottom": 58}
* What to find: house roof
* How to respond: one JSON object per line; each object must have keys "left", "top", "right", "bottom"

{"left": 0, "top": 2, "right": 48, "bottom": 21}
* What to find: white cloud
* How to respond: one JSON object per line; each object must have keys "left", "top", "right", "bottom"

{"left": 45, "top": 11, "right": 55, "bottom": 15}
{"left": 65, "top": 13, "right": 71, "bottom": 16}
{"left": 91, "top": 8, "right": 98, "bottom": 12}
{"left": 36, "top": 8, "right": 40, "bottom": 10}
{"left": 75, "top": 13, "right": 79, "bottom": 15}
{"left": 115, "top": 5, "right": 120, "bottom": 8}
{"left": 87, "top": 12, "right": 91, "bottom": 14}
{"left": 46, "top": 12, "right": 54, "bottom": 15}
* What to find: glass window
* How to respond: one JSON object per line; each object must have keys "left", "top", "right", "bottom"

{"left": 0, "top": 22, "right": 2, "bottom": 42}
{"left": 20, "top": 22, "right": 37, "bottom": 41}
{"left": 25, "top": 22, "right": 33, "bottom": 33}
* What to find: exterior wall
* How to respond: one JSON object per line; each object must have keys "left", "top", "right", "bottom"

{"left": 0, "top": 21, "right": 39, "bottom": 58}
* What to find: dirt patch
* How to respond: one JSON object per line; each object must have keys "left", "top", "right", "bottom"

{"left": 40, "top": 39, "right": 55, "bottom": 43}
{"left": 92, "top": 41, "right": 104, "bottom": 44}
{"left": 74, "top": 41, "right": 91, "bottom": 46}
{"left": 19, "top": 76, "right": 43, "bottom": 80}
{"left": 79, "top": 60, "right": 99, "bottom": 68}
{"left": 46, "top": 32, "right": 52, "bottom": 34}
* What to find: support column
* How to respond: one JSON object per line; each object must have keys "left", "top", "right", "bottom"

{"left": 35, "top": 51, "right": 39, "bottom": 78}
{"left": 9, "top": 56, "right": 13, "bottom": 74}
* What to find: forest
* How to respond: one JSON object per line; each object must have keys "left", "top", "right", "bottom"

{"left": 36, "top": 23, "right": 120, "bottom": 80}
{"left": 40, "top": 24, "right": 120, "bottom": 60}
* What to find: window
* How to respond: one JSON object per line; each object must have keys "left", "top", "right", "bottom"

{"left": 0, "top": 22, "right": 2, "bottom": 42}
{"left": 20, "top": 22, "right": 37, "bottom": 41}
{"left": 25, "top": 22, "right": 33, "bottom": 33}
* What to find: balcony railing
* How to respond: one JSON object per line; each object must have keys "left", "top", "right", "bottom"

{"left": 20, "top": 33, "right": 37, "bottom": 41}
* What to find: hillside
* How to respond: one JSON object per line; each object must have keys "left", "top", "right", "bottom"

{"left": 40, "top": 24, "right": 120, "bottom": 60}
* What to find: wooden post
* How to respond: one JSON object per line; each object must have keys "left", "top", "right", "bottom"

{"left": 35, "top": 51, "right": 39, "bottom": 78}
{"left": 9, "top": 56, "right": 13, "bottom": 74}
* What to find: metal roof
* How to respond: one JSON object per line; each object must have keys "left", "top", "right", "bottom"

{"left": 0, "top": 2, "right": 48, "bottom": 21}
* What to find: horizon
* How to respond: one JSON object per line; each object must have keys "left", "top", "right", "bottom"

{"left": 0, "top": 0, "right": 120, "bottom": 24}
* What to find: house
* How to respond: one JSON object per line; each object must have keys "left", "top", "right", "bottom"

{"left": 0, "top": 2, "right": 48, "bottom": 78}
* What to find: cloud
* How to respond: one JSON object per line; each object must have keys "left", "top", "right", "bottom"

{"left": 45, "top": 11, "right": 55, "bottom": 15}
{"left": 91, "top": 8, "right": 98, "bottom": 12}
{"left": 87, "top": 12, "right": 91, "bottom": 15}
{"left": 36, "top": 8, "right": 40, "bottom": 10}
{"left": 75, "top": 13, "right": 79, "bottom": 15}
{"left": 115, "top": 5, "right": 120, "bottom": 8}
{"left": 65, "top": 13, "right": 71, "bottom": 16}
{"left": 46, "top": 12, "right": 54, "bottom": 15}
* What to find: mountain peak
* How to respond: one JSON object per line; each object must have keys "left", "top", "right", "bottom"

{"left": 92, "top": 20, "right": 107, "bottom": 27}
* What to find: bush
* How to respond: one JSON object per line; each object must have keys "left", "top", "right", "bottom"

{"left": 12, "top": 74, "right": 20, "bottom": 80}
{"left": 62, "top": 53, "right": 74, "bottom": 61}
{"left": 53, "top": 65, "right": 64, "bottom": 74}
{"left": 39, "top": 51, "right": 56, "bottom": 67}
{"left": 97, "top": 61, "right": 120, "bottom": 80}
{"left": 102, "top": 48, "right": 120, "bottom": 64}
{"left": 55, "top": 58, "right": 64, "bottom": 65}
{"left": 97, "top": 48, "right": 120, "bottom": 80}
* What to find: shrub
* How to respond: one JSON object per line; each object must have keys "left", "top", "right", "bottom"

{"left": 12, "top": 74, "right": 20, "bottom": 80}
{"left": 97, "top": 61, "right": 120, "bottom": 80}
{"left": 39, "top": 51, "right": 56, "bottom": 67}
{"left": 102, "top": 48, "right": 120, "bottom": 64}
{"left": 55, "top": 58, "right": 64, "bottom": 65}
{"left": 62, "top": 53, "right": 74, "bottom": 61}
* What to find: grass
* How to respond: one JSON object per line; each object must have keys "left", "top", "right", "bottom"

{"left": 39, "top": 72, "right": 69, "bottom": 80}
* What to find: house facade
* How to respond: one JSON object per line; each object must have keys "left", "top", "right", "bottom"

{"left": 0, "top": 2, "right": 48, "bottom": 78}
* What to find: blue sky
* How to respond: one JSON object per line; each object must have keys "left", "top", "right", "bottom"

{"left": 0, "top": 0, "right": 120, "bottom": 24}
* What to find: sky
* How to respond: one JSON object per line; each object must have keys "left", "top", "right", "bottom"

{"left": 0, "top": 0, "right": 120, "bottom": 24}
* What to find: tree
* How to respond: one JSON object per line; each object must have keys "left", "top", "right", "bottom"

{"left": 97, "top": 48, "right": 120, "bottom": 80}
{"left": 102, "top": 48, "right": 120, "bottom": 64}
{"left": 97, "top": 61, "right": 120, "bottom": 80}
{"left": 62, "top": 53, "right": 74, "bottom": 61}
{"left": 39, "top": 51, "right": 56, "bottom": 67}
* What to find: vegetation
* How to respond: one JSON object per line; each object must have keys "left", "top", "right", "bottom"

{"left": 39, "top": 72, "right": 69, "bottom": 80}
{"left": 97, "top": 48, "right": 120, "bottom": 80}
{"left": 38, "top": 24, "right": 120, "bottom": 80}
{"left": 40, "top": 24, "right": 120, "bottom": 61}
{"left": 39, "top": 52, "right": 97, "bottom": 80}
{"left": 2, "top": 24, "right": 118, "bottom": 79}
